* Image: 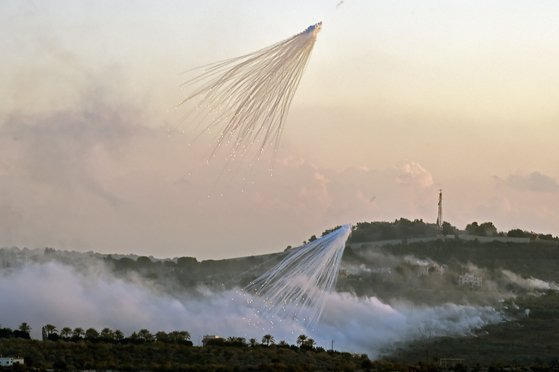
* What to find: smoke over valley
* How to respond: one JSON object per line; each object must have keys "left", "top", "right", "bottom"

{"left": 2, "top": 225, "right": 557, "bottom": 357}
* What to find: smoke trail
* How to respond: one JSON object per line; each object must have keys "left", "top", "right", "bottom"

{"left": 244, "top": 225, "right": 350, "bottom": 328}
{"left": 180, "top": 23, "right": 322, "bottom": 159}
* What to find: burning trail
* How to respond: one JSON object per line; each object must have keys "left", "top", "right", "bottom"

{"left": 180, "top": 23, "right": 322, "bottom": 159}
{"left": 244, "top": 224, "right": 351, "bottom": 328}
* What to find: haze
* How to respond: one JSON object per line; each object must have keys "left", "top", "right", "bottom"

{"left": 1, "top": 0, "right": 558, "bottom": 259}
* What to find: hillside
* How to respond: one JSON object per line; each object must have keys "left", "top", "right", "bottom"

{"left": 0, "top": 338, "right": 381, "bottom": 371}
{"left": 389, "top": 291, "right": 559, "bottom": 366}
{"left": 1, "top": 219, "right": 558, "bottom": 367}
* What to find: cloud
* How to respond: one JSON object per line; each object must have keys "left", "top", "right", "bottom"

{"left": 250, "top": 157, "right": 438, "bottom": 233}
{"left": 396, "top": 161, "right": 434, "bottom": 188}
{"left": 0, "top": 122, "right": 443, "bottom": 257}
{"left": 499, "top": 171, "right": 559, "bottom": 193}
{"left": 0, "top": 88, "right": 152, "bottom": 206}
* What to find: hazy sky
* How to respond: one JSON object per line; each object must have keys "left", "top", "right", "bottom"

{"left": 1, "top": 1, "right": 558, "bottom": 259}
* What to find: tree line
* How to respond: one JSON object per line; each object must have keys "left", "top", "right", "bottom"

{"left": 205, "top": 334, "right": 319, "bottom": 350}
{"left": 1, "top": 323, "right": 322, "bottom": 351}
{"left": 465, "top": 221, "right": 558, "bottom": 240}
{"left": 0, "top": 322, "right": 192, "bottom": 345}
{"left": 41, "top": 324, "right": 192, "bottom": 345}
{"left": 0, "top": 322, "right": 31, "bottom": 339}
{"left": 344, "top": 218, "right": 557, "bottom": 242}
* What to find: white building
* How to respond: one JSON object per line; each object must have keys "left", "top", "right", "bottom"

{"left": 0, "top": 357, "right": 25, "bottom": 367}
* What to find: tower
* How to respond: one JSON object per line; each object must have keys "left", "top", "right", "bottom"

{"left": 436, "top": 189, "right": 443, "bottom": 230}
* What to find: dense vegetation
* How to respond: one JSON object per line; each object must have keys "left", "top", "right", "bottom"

{"left": 37, "top": 326, "right": 192, "bottom": 345}
{"left": 0, "top": 330, "right": 382, "bottom": 371}
{"left": 348, "top": 218, "right": 443, "bottom": 242}
{"left": 347, "top": 217, "right": 557, "bottom": 242}
{"left": 390, "top": 291, "right": 559, "bottom": 368}
{"left": 339, "top": 237, "right": 559, "bottom": 368}
{"left": 0, "top": 322, "right": 30, "bottom": 340}
{"left": 358, "top": 238, "right": 559, "bottom": 281}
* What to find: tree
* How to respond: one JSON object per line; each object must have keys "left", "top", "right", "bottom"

{"left": 305, "top": 338, "right": 316, "bottom": 349}
{"left": 155, "top": 331, "right": 169, "bottom": 343}
{"left": 508, "top": 228, "right": 527, "bottom": 238}
{"left": 138, "top": 329, "right": 154, "bottom": 342}
{"left": 322, "top": 225, "right": 342, "bottom": 237}
{"left": 465, "top": 221, "right": 480, "bottom": 235}
{"left": 537, "top": 233, "right": 557, "bottom": 241}
{"left": 178, "top": 330, "right": 191, "bottom": 342}
{"left": 72, "top": 327, "right": 84, "bottom": 339}
{"left": 0, "top": 326, "right": 14, "bottom": 339}
{"left": 114, "top": 329, "right": 124, "bottom": 342}
{"left": 261, "top": 334, "right": 275, "bottom": 346}
{"left": 136, "top": 256, "right": 152, "bottom": 266}
{"left": 249, "top": 338, "right": 258, "bottom": 347}
{"left": 297, "top": 334, "right": 307, "bottom": 347}
{"left": 85, "top": 328, "right": 99, "bottom": 341}
{"left": 177, "top": 256, "right": 197, "bottom": 266}
{"left": 442, "top": 222, "right": 457, "bottom": 235}
{"left": 466, "top": 221, "right": 498, "bottom": 236}
{"left": 100, "top": 328, "right": 114, "bottom": 341}
{"left": 479, "top": 222, "right": 497, "bottom": 236}
{"left": 44, "top": 324, "right": 57, "bottom": 336}
{"left": 18, "top": 322, "right": 31, "bottom": 333}
{"left": 169, "top": 330, "right": 190, "bottom": 343}
{"left": 227, "top": 336, "right": 247, "bottom": 346}
{"left": 60, "top": 327, "right": 73, "bottom": 339}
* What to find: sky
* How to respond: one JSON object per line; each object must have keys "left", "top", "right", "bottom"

{"left": 1, "top": 0, "right": 558, "bottom": 259}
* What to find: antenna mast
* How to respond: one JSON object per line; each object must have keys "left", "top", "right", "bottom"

{"left": 436, "top": 189, "right": 443, "bottom": 230}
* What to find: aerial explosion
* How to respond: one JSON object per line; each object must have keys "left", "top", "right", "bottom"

{"left": 180, "top": 23, "right": 322, "bottom": 159}
{"left": 245, "top": 225, "right": 351, "bottom": 328}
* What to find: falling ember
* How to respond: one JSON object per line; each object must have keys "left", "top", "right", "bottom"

{"left": 180, "top": 23, "right": 322, "bottom": 159}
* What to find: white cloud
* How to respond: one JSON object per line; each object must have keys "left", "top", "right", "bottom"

{"left": 396, "top": 161, "right": 434, "bottom": 188}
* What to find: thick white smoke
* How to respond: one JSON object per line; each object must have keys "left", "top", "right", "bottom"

{"left": 0, "top": 260, "right": 502, "bottom": 357}
{"left": 501, "top": 269, "right": 559, "bottom": 291}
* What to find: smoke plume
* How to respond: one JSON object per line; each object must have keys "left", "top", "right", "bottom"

{"left": 0, "top": 255, "right": 502, "bottom": 357}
